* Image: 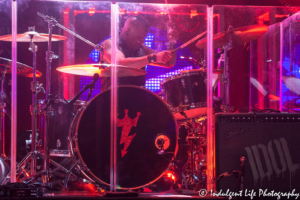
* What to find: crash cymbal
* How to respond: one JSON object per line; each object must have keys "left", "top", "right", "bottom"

{"left": 56, "top": 64, "right": 147, "bottom": 77}
{"left": 180, "top": 68, "right": 223, "bottom": 74}
{"left": 0, "top": 57, "right": 42, "bottom": 77}
{"left": 196, "top": 24, "right": 268, "bottom": 49}
{"left": 0, "top": 31, "right": 66, "bottom": 42}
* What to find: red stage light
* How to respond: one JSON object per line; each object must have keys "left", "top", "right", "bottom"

{"left": 64, "top": 7, "right": 69, "bottom": 14}
{"left": 119, "top": 8, "right": 126, "bottom": 15}
{"left": 167, "top": 172, "right": 175, "bottom": 181}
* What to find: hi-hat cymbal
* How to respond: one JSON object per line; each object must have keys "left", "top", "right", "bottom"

{"left": 56, "top": 64, "right": 147, "bottom": 77}
{"left": 196, "top": 24, "right": 268, "bottom": 49}
{"left": 0, "top": 31, "right": 66, "bottom": 42}
{"left": 0, "top": 57, "right": 42, "bottom": 77}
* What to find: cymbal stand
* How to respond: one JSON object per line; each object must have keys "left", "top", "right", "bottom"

{"left": 44, "top": 15, "right": 59, "bottom": 185}
{"left": 0, "top": 65, "right": 7, "bottom": 158}
{"left": 37, "top": 12, "right": 105, "bottom": 58}
{"left": 0, "top": 27, "right": 45, "bottom": 185}
{"left": 221, "top": 38, "right": 232, "bottom": 113}
{"left": 28, "top": 27, "right": 44, "bottom": 176}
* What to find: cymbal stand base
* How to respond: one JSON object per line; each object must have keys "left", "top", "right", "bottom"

{"left": 1, "top": 151, "right": 77, "bottom": 186}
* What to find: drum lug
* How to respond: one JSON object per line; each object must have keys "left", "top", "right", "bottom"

{"left": 58, "top": 106, "right": 63, "bottom": 114}
{"left": 73, "top": 133, "right": 78, "bottom": 141}
{"left": 184, "top": 95, "right": 189, "bottom": 104}
{"left": 160, "top": 81, "right": 164, "bottom": 88}
{"left": 181, "top": 79, "right": 185, "bottom": 87}
{"left": 56, "top": 139, "right": 61, "bottom": 149}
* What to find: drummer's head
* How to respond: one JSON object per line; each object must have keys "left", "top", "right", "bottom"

{"left": 120, "top": 15, "right": 150, "bottom": 51}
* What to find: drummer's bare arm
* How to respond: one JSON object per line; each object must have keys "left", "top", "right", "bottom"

{"left": 143, "top": 45, "right": 176, "bottom": 68}
{"left": 102, "top": 40, "right": 175, "bottom": 69}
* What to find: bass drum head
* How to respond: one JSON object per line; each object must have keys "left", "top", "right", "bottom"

{"left": 74, "top": 86, "right": 178, "bottom": 189}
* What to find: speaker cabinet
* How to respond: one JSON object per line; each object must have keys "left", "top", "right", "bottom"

{"left": 215, "top": 113, "right": 300, "bottom": 192}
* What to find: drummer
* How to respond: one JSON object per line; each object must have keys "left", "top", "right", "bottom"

{"left": 101, "top": 15, "right": 177, "bottom": 91}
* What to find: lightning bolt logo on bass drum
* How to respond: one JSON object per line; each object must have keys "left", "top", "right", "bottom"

{"left": 117, "top": 109, "right": 141, "bottom": 157}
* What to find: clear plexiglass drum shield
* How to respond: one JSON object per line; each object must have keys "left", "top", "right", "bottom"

{"left": 281, "top": 11, "right": 300, "bottom": 113}
{"left": 0, "top": 0, "right": 13, "bottom": 182}
{"left": 15, "top": 0, "right": 113, "bottom": 188}
{"left": 113, "top": 3, "right": 209, "bottom": 190}
{"left": 212, "top": 5, "right": 300, "bottom": 193}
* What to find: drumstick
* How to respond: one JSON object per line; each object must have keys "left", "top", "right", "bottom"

{"left": 171, "top": 30, "right": 207, "bottom": 54}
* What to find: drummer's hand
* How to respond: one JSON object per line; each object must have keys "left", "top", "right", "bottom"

{"left": 156, "top": 51, "right": 172, "bottom": 64}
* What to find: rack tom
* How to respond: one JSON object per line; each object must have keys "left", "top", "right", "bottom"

{"left": 161, "top": 70, "right": 207, "bottom": 120}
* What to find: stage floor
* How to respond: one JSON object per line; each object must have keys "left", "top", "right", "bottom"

{"left": 1, "top": 190, "right": 226, "bottom": 199}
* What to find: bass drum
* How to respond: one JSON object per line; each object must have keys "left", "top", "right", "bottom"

{"left": 69, "top": 86, "right": 178, "bottom": 189}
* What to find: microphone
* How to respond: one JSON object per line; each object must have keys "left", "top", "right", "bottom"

{"left": 90, "top": 73, "right": 100, "bottom": 90}
{"left": 69, "top": 73, "right": 100, "bottom": 105}
{"left": 86, "top": 73, "right": 100, "bottom": 101}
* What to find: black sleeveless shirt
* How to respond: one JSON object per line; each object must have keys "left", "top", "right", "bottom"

{"left": 100, "top": 38, "right": 146, "bottom": 91}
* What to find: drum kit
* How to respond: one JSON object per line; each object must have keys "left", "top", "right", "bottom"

{"left": 0, "top": 11, "right": 268, "bottom": 192}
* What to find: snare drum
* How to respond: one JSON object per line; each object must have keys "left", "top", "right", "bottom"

{"left": 161, "top": 70, "right": 207, "bottom": 120}
{"left": 69, "top": 86, "right": 178, "bottom": 189}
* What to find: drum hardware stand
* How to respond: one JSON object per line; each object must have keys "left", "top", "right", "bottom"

{"left": 28, "top": 27, "right": 46, "bottom": 176}
{"left": 1, "top": 151, "right": 77, "bottom": 185}
{"left": 98, "top": 44, "right": 105, "bottom": 64}
{"left": 44, "top": 16, "right": 58, "bottom": 185}
{"left": 1, "top": 27, "right": 45, "bottom": 185}
{"left": 220, "top": 26, "right": 233, "bottom": 113}
{"left": 1, "top": 26, "right": 76, "bottom": 187}
{"left": 36, "top": 14, "right": 59, "bottom": 185}
{"left": 37, "top": 13, "right": 105, "bottom": 60}
{"left": 0, "top": 66, "right": 7, "bottom": 159}
{"left": 0, "top": 66, "right": 10, "bottom": 184}
{"left": 36, "top": 13, "right": 103, "bottom": 180}
{"left": 181, "top": 118, "right": 207, "bottom": 190}
{"left": 37, "top": 13, "right": 98, "bottom": 187}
